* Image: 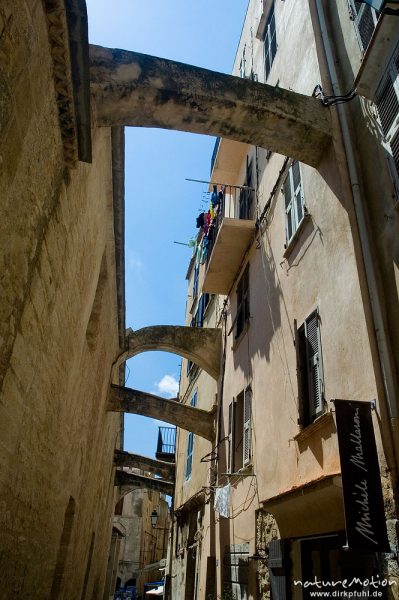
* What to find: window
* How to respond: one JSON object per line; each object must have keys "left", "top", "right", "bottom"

{"left": 239, "top": 158, "right": 254, "bottom": 220}
{"left": 239, "top": 45, "right": 247, "bottom": 79}
{"left": 193, "top": 264, "right": 199, "bottom": 299}
{"left": 296, "top": 310, "right": 324, "bottom": 426}
{"left": 187, "top": 294, "right": 210, "bottom": 375}
{"left": 350, "top": 0, "right": 379, "bottom": 52}
{"left": 263, "top": 1, "right": 277, "bottom": 81}
{"left": 283, "top": 161, "right": 305, "bottom": 244}
{"left": 185, "top": 391, "right": 197, "bottom": 480}
{"left": 228, "top": 386, "right": 252, "bottom": 473}
{"left": 375, "top": 47, "right": 399, "bottom": 198}
{"left": 192, "top": 293, "right": 210, "bottom": 328}
{"left": 235, "top": 265, "right": 250, "bottom": 339}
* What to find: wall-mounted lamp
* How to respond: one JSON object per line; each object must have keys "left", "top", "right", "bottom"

{"left": 151, "top": 510, "right": 169, "bottom": 531}
{"left": 151, "top": 510, "right": 159, "bottom": 529}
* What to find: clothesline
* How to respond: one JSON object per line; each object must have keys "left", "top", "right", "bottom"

{"left": 186, "top": 177, "right": 255, "bottom": 191}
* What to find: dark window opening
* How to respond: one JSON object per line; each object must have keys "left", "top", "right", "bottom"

{"left": 236, "top": 265, "right": 250, "bottom": 339}
{"left": 239, "top": 158, "right": 254, "bottom": 220}
{"left": 263, "top": 0, "right": 277, "bottom": 81}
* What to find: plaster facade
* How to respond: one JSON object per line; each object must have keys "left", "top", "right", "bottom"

{"left": 170, "top": 1, "right": 399, "bottom": 599}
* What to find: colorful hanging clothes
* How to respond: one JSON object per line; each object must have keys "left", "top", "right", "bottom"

{"left": 203, "top": 211, "right": 211, "bottom": 235}
{"left": 196, "top": 212, "right": 205, "bottom": 228}
{"left": 211, "top": 185, "right": 218, "bottom": 208}
{"left": 195, "top": 238, "right": 203, "bottom": 267}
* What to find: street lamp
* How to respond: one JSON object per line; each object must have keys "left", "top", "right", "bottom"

{"left": 151, "top": 510, "right": 169, "bottom": 531}
{"left": 151, "top": 510, "right": 159, "bottom": 529}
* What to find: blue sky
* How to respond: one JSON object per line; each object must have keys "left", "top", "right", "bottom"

{"left": 86, "top": 0, "right": 248, "bottom": 457}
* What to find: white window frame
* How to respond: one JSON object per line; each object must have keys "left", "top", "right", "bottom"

{"left": 284, "top": 161, "right": 305, "bottom": 244}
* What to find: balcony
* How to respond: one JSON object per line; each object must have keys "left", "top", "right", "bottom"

{"left": 354, "top": 10, "right": 398, "bottom": 100}
{"left": 202, "top": 185, "right": 256, "bottom": 295}
{"left": 155, "top": 426, "right": 176, "bottom": 463}
{"left": 210, "top": 137, "right": 249, "bottom": 185}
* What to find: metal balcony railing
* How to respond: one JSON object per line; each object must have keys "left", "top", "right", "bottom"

{"left": 155, "top": 427, "right": 176, "bottom": 462}
{"left": 205, "top": 183, "right": 255, "bottom": 267}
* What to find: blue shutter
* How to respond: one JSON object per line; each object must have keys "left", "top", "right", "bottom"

{"left": 268, "top": 539, "right": 290, "bottom": 600}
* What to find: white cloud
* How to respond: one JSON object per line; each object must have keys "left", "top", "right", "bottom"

{"left": 127, "top": 250, "right": 144, "bottom": 274}
{"left": 155, "top": 374, "right": 179, "bottom": 398}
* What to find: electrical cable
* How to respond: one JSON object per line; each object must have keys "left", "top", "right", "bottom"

{"left": 313, "top": 84, "right": 357, "bottom": 106}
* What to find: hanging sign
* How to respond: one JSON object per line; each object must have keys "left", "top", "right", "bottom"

{"left": 335, "top": 399, "right": 390, "bottom": 552}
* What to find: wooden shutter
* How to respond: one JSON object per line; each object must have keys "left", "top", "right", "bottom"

{"left": 305, "top": 311, "right": 323, "bottom": 420}
{"left": 375, "top": 51, "right": 399, "bottom": 196}
{"left": 353, "top": 1, "right": 377, "bottom": 51}
{"left": 228, "top": 400, "right": 236, "bottom": 474}
{"left": 283, "top": 173, "right": 294, "bottom": 242}
{"left": 294, "top": 320, "right": 308, "bottom": 426}
{"left": 185, "top": 432, "right": 194, "bottom": 479}
{"left": 292, "top": 161, "right": 304, "bottom": 226}
{"left": 268, "top": 539, "right": 290, "bottom": 600}
{"left": 243, "top": 387, "right": 252, "bottom": 466}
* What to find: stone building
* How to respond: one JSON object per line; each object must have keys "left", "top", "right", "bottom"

{"left": 169, "top": 1, "right": 399, "bottom": 599}
{"left": 113, "top": 473, "right": 170, "bottom": 597}
{"left": 0, "top": 0, "right": 126, "bottom": 598}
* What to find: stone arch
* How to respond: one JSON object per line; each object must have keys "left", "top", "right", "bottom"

{"left": 113, "top": 325, "right": 222, "bottom": 381}
{"left": 90, "top": 45, "right": 332, "bottom": 167}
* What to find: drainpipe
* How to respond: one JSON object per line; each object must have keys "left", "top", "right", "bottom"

{"left": 313, "top": 0, "right": 399, "bottom": 477}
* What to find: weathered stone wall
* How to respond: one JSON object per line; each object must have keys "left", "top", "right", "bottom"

{"left": 0, "top": 1, "right": 122, "bottom": 598}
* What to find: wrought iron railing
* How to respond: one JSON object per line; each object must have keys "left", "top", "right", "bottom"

{"left": 205, "top": 183, "right": 255, "bottom": 266}
{"left": 156, "top": 426, "right": 176, "bottom": 459}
